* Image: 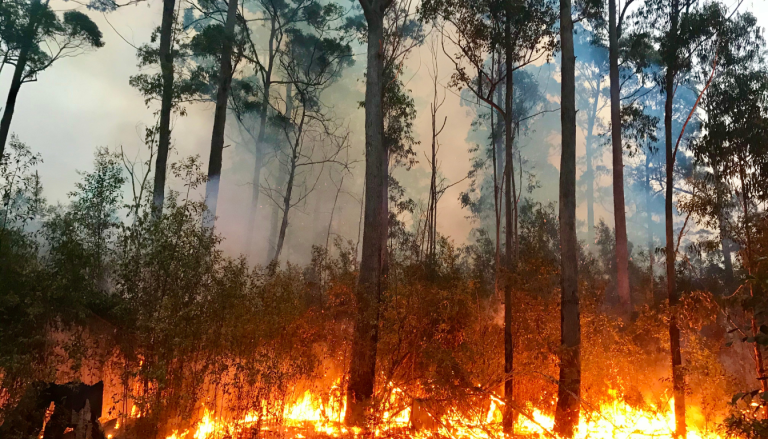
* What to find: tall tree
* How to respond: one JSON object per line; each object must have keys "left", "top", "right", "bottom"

{"left": 0, "top": 0, "right": 104, "bottom": 157}
{"left": 574, "top": 29, "right": 608, "bottom": 249}
{"left": 554, "top": 0, "right": 580, "bottom": 434}
{"left": 127, "top": 8, "right": 211, "bottom": 217}
{"left": 344, "top": 0, "right": 421, "bottom": 426}
{"left": 682, "top": 10, "right": 767, "bottom": 416}
{"left": 608, "top": 0, "right": 630, "bottom": 311}
{"left": 153, "top": 0, "right": 177, "bottom": 215}
{"left": 345, "top": 0, "right": 395, "bottom": 426}
{"left": 266, "top": 26, "right": 353, "bottom": 262}
{"left": 649, "top": 0, "right": 738, "bottom": 432}
{"left": 232, "top": 0, "right": 341, "bottom": 253}
{"left": 420, "top": 0, "right": 555, "bottom": 430}
{"left": 202, "top": 0, "right": 243, "bottom": 227}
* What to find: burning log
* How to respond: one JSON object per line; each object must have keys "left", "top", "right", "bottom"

{"left": 0, "top": 381, "right": 106, "bottom": 439}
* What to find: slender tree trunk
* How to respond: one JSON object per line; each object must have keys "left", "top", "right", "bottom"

{"left": 493, "top": 71, "right": 504, "bottom": 295}
{"left": 609, "top": 0, "right": 631, "bottom": 313}
{"left": 554, "top": 0, "right": 580, "bottom": 435}
{"left": 151, "top": 0, "right": 177, "bottom": 216}
{"left": 738, "top": 164, "right": 768, "bottom": 419}
{"left": 0, "top": 0, "right": 41, "bottom": 157}
{"left": 203, "top": 0, "right": 239, "bottom": 227}
{"left": 272, "top": 159, "right": 294, "bottom": 263}
{"left": 646, "top": 153, "right": 656, "bottom": 304}
{"left": 268, "top": 84, "right": 292, "bottom": 262}
{"left": 713, "top": 165, "right": 735, "bottom": 289}
{"left": 664, "top": 0, "right": 685, "bottom": 429}
{"left": 245, "top": 151, "right": 264, "bottom": 256}
{"left": 325, "top": 172, "right": 345, "bottom": 254}
{"left": 502, "top": 27, "right": 516, "bottom": 433}
{"left": 345, "top": 9, "right": 386, "bottom": 427}
{"left": 585, "top": 84, "right": 600, "bottom": 249}
{"left": 429, "top": 110, "right": 437, "bottom": 262}
{"left": 272, "top": 108, "right": 305, "bottom": 262}
{"left": 244, "top": 20, "right": 278, "bottom": 252}
{"left": 380, "top": 154, "right": 389, "bottom": 288}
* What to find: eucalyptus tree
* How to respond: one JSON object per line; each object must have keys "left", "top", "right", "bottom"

{"left": 680, "top": 10, "right": 767, "bottom": 417}
{"left": 88, "top": 0, "right": 179, "bottom": 217}
{"left": 607, "top": 0, "right": 630, "bottom": 310}
{"left": 345, "top": 0, "right": 394, "bottom": 421}
{"left": 345, "top": 0, "right": 422, "bottom": 426}
{"left": 0, "top": 0, "right": 104, "bottom": 157}
{"left": 554, "top": 0, "right": 578, "bottom": 432}
{"left": 419, "top": 0, "right": 556, "bottom": 429}
{"left": 198, "top": 0, "right": 246, "bottom": 227}
{"left": 127, "top": 10, "right": 214, "bottom": 217}
{"left": 230, "top": 0, "right": 348, "bottom": 254}
{"left": 574, "top": 28, "right": 608, "bottom": 249}
{"left": 264, "top": 26, "right": 353, "bottom": 263}
{"left": 640, "top": 0, "right": 748, "bottom": 432}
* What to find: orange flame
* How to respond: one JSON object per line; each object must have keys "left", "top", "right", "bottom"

{"left": 159, "top": 386, "right": 723, "bottom": 439}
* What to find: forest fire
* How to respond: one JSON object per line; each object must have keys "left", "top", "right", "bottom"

{"left": 156, "top": 386, "right": 724, "bottom": 439}
{"left": 5, "top": 0, "right": 768, "bottom": 431}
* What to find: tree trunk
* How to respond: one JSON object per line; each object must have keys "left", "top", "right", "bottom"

{"left": 326, "top": 172, "right": 345, "bottom": 254}
{"left": 554, "top": 0, "right": 580, "bottom": 435}
{"left": 244, "top": 20, "right": 278, "bottom": 252}
{"left": 151, "top": 0, "right": 177, "bottom": 217}
{"left": 502, "top": 28, "right": 516, "bottom": 434}
{"left": 645, "top": 153, "right": 656, "bottom": 303}
{"left": 203, "top": 0, "right": 239, "bottom": 228}
{"left": 585, "top": 84, "right": 600, "bottom": 249}
{"left": 609, "top": 0, "right": 631, "bottom": 313}
{"left": 713, "top": 165, "right": 734, "bottom": 290}
{"left": 664, "top": 0, "right": 685, "bottom": 429}
{"left": 738, "top": 164, "right": 768, "bottom": 419}
{"left": 272, "top": 159, "right": 293, "bottom": 263}
{"left": 345, "top": 9, "right": 386, "bottom": 427}
{"left": 493, "top": 71, "right": 504, "bottom": 296}
{"left": 244, "top": 151, "right": 264, "bottom": 256}
{"left": 0, "top": 0, "right": 41, "bottom": 157}
{"left": 272, "top": 108, "right": 305, "bottom": 262}
{"left": 268, "top": 84, "right": 292, "bottom": 263}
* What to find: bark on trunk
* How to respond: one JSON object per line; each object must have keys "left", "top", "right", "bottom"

{"left": 203, "top": 0, "right": 239, "bottom": 228}
{"left": 664, "top": 0, "right": 686, "bottom": 429}
{"left": 0, "top": 56, "right": 25, "bottom": 159}
{"left": 345, "top": 11, "right": 386, "bottom": 428}
{"left": 272, "top": 161, "right": 293, "bottom": 263}
{"left": 554, "top": 1, "right": 581, "bottom": 435}
{"left": 493, "top": 71, "right": 504, "bottom": 296}
{"left": 609, "top": 0, "right": 631, "bottom": 313}
{"left": 502, "top": 32, "right": 516, "bottom": 434}
{"left": 151, "top": 0, "right": 177, "bottom": 217}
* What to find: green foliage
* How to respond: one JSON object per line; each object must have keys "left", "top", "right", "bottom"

{"left": 0, "top": 0, "right": 103, "bottom": 82}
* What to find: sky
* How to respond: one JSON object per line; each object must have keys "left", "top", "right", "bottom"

{"left": 2, "top": 0, "right": 766, "bottom": 261}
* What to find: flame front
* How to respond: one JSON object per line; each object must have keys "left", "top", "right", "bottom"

{"left": 163, "top": 386, "right": 724, "bottom": 439}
